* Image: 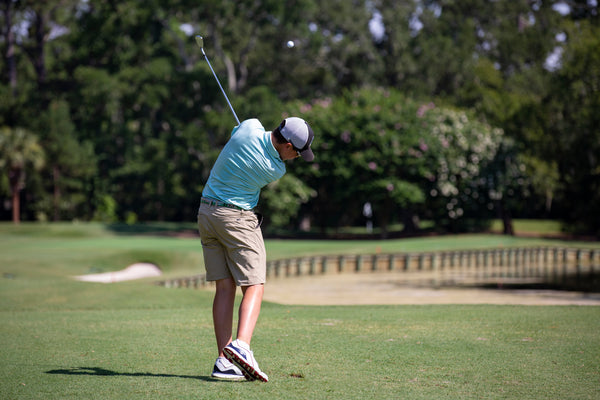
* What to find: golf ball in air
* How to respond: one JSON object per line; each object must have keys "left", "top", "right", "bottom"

{"left": 287, "top": 40, "right": 295, "bottom": 48}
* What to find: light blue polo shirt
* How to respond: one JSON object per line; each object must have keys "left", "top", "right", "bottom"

{"left": 202, "top": 119, "right": 286, "bottom": 210}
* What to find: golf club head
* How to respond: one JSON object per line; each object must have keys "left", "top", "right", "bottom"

{"left": 195, "top": 35, "right": 204, "bottom": 49}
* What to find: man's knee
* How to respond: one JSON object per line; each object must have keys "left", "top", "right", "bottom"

{"left": 241, "top": 283, "right": 264, "bottom": 295}
{"left": 215, "top": 278, "right": 236, "bottom": 293}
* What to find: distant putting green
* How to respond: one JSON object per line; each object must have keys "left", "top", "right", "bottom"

{"left": 1, "top": 222, "right": 598, "bottom": 399}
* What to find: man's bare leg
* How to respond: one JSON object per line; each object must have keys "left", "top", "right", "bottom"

{"left": 213, "top": 277, "right": 237, "bottom": 357}
{"left": 237, "top": 284, "right": 264, "bottom": 345}
{"left": 222, "top": 283, "right": 269, "bottom": 382}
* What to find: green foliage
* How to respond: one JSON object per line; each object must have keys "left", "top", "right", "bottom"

{"left": 286, "top": 88, "right": 504, "bottom": 234}
{"left": 261, "top": 174, "right": 316, "bottom": 228}
{"left": 0, "top": 0, "right": 598, "bottom": 236}
{"left": 33, "top": 100, "right": 97, "bottom": 221}
{"left": 286, "top": 89, "right": 425, "bottom": 232}
{"left": 0, "top": 127, "right": 45, "bottom": 222}
{"left": 543, "top": 20, "right": 600, "bottom": 235}
{"left": 93, "top": 194, "right": 118, "bottom": 223}
{"left": 0, "top": 127, "right": 45, "bottom": 172}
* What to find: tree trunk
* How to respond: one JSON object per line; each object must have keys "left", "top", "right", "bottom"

{"left": 377, "top": 198, "right": 393, "bottom": 239}
{"left": 9, "top": 168, "right": 21, "bottom": 224}
{"left": 401, "top": 209, "right": 420, "bottom": 234}
{"left": 497, "top": 200, "right": 514, "bottom": 235}
{"left": 53, "top": 165, "right": 60, "bottom": 221}
{"left": 32, "top": 9, "right": 47, "bottom": 85}
{"left": 11, "top": 189, "right": 19, "bottom": 224}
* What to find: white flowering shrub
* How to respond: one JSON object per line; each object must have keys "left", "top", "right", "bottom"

{"left": 423, "top": 107, "right": 505, "bottom": 228}
{"left": 285, "top": 87, "right": 507, "bottom": 234}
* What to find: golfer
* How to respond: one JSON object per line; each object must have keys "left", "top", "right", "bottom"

{"left": 198, "top": 117, "right": 315, "bottom": 382}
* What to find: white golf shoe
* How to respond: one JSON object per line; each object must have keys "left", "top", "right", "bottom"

{"left": 223, "top": 339, "right": 269, "bottom": 382}
{"left": 211, "top": 356, "right": 246, "bottom": 381}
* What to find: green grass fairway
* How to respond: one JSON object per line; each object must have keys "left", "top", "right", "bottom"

{"left": 1, "top": 223, "right": 599, "bottom": 399}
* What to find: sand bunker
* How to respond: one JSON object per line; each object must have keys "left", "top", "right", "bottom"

{"left": 262, "top": 273, "right": 600, "bottom": 306}
{"left": 75, "top": 263, "right": 162, "bottom": 283}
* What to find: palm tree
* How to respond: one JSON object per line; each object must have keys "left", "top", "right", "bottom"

{"left": 0, "top": 127, "right": 45, "bottom": 224}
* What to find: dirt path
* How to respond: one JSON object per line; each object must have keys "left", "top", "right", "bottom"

{"left": 262, "top": 272, "right": 600, "bottom": 306}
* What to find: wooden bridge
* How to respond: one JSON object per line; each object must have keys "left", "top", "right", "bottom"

{"left": 157, "top": 246, "right": 599, "bottom": 292}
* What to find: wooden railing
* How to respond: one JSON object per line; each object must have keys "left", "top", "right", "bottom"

{"left": 157, "top": 247, "right": 599, "bottom": 292}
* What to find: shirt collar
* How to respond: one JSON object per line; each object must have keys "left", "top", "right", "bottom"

{"left": 266, "top": 131, "right": 283, "bottom": 162}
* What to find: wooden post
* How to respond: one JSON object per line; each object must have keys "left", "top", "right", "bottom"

{"left": 276, "top": 259, "right": 283, "bottom": 277}
{"left": 591, "top": 250, "right": 597, "bottom": 284}
{"left": 561, "top": 248, "right": 568, "bottom": 285}
{"left": 310, "top": 257, "right": 317, "bottom": 275}
{"left": 432, "top": 253, "right": 439, "bottom": 287}
{"left": 389, "top": 254, "right": 395, "bottom": 271}
{"left": 576, "top": 249, "right": 583, "bottom": 288}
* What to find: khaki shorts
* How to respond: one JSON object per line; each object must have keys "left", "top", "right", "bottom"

{"left": 197, "top": 202, "right": 266, "bottom": 286}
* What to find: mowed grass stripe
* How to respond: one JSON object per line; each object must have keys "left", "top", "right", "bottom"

{"left": 2, "top": 304, "right": 598, "bottom": 399}
{"left": 1, "top": 222, "right": 599, "bottom": 399}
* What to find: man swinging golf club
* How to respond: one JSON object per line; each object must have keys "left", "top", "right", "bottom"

{"left": 196, "top": 35, "right": 315, "bottom": 381}
{"left": 198, "top": 117, "right": 315, "bottom": 382}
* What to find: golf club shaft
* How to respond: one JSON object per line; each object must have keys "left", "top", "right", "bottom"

{"left": 196, "top": 35, "right": 240, "bottom": 125}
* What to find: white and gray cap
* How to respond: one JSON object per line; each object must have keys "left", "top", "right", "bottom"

{"left": 279, "top": 117, "right": 315, "bottom": 161}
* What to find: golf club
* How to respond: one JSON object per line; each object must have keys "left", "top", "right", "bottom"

{"left": 195, "top": 35, "right": 240, "bottom": 125}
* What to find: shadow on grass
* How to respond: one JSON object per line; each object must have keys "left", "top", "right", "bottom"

{"left": 472, "top": 281, "right": 600, "bottom": 293}
{"left": 45, "top": 366, "right": 224, "bottom": 383}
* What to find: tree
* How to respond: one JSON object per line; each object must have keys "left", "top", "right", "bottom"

{"left": 35, "top": 100, "right": 97, "bottom": 221}
{"left": 419, "top": 105, "right": 506, "bottom": 233}
{"left": 285, "top": 89, "right": 425, "bottom": 236}
{"left": 260, "top": 174, "right": 316, "bottom": 229}
{"left": 544, "top": 20, "right": 600, "bottom": 235}
{"left": 285, "top": 87, "right": 504, "bottom": 236}
{"left": 0, "top": 127, "right": 45, "bottom": 223}
{"left": 0, "top": 0, "right": 596, "bottom": 235}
